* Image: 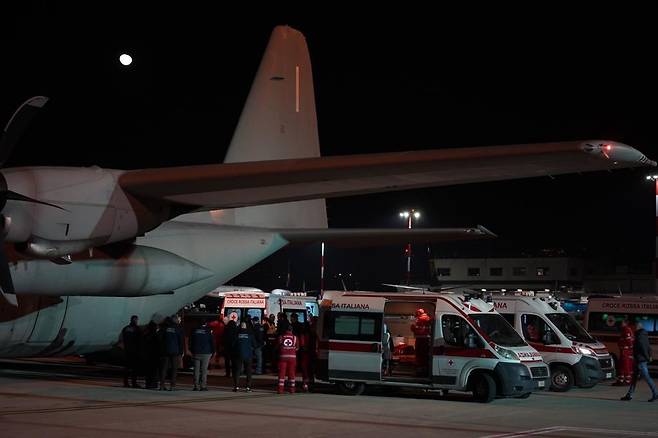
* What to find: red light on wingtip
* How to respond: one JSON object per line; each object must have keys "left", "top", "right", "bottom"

{"left": 604, "top": 144, "right": 612, "bottom": 151}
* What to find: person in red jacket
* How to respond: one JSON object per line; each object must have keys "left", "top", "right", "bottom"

{"left": 615, "top": 318, "right": 635, "bottom": 385}
{"left": 298, "top": 322, "right": 312, "bottom": 392}
{"left": 207, "top": 317, "right": 225, "bottom": 370}
{"left": 411, "top": 308, "right": 432, "bottom": 375}
{"left": 277, "top": 326, "right": 299, "bottom": 394}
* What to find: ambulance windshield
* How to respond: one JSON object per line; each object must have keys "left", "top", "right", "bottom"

{"left": 546, "top": 313, "right": 594, "bottom": 343}
{"left": 470, "top": 314, "right": 527, "bottom": 347}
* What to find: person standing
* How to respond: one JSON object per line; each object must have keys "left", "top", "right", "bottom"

{"left": 615, "top": 318, "right": 635, "bottom": 386}
{"left": 232, "top": 321, "right": 256, "bottom": 392}
{"left": 410, "top": 308, "right": 432, "bottom": 375}
{"left": 252, "top": 316, "right": 266, "bottom": 374}
{"left": 121, "top": 315, "right": 142, "bottom": 388}
{"left": 277, "top": 325, "right": 298, "bottom": 394}
{"left": 621, "top": 320, "right": 658, "bottom": 402}
{"left": 298, "top": 322, "right": 312, "bottom": 391}
{"left": 382, "top": 323, "right": 393, "bottom": 376}
{"left": 207, "top": 317, "right": 225, "bottom": 370}
{"left": 142, "top": 320, "right": 160, "bottom": 389}
{"left": 191, "top": 321, "right": 215, "bottom": 391}
{"left": 265, "top": 314, "right": 278, "bottom": 372}
{"left": 223, "top": 319, "right": 237, "bottom": 377}
{"left": 159, "top": 316, "right": 184, "bottom": 391}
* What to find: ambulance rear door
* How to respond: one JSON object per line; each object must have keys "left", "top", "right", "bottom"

{"left": 325, "top": 296, "right": 385, "bottom": 382}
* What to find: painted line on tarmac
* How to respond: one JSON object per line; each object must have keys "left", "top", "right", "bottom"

{"left": 482, "top": 426, "right": 658, "bottom": 438}
{"left": 0, "top": 391, "right": 279, "bottom": 416}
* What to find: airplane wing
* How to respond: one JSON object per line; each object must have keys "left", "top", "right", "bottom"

{"left": 120, "top": 140, "right": 655, "bottom": 215}
{"left": 276, "top": 225, "right": 496, "bottom": 247}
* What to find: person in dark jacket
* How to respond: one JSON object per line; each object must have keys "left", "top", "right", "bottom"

{"left": 232, "top": 320, "right": 256, "bottom": 392}
{"left": 142, "top": 320, "right": 160, "bottom": 389}
{"left": 223, "top": 320, "right": 238, "bottom": 377}
{"left": 252, "top": 316, "right": 266, "bottom": 374}
{"left": 121, "top": 315, "right": 142, "bottom": 388}
{"left": 159, "top": 316, "right": 184, "bottom": 391}
{"left": 276, "top": 312, "right": 290, "bottom": 336}
{"left": 290, "top": 313, "right": 303, "bottom": 337}
{"left": 191, "top": 321, "right": 215, "bottom": 391}
{"left": 621, "top": 320, "right": 658, "bottom": 401}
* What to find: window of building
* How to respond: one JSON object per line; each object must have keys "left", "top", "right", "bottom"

{"left": 437, "top": 268, "right": 451, "bottom": 277}
{"left": 512, "top": 267, "right": 527, "bottom": 276}
{"left": 467, "top": 267, "right": 480, "bottom": 277}
{"left": 536, "top": 267, "right": 550, "bottom": 277}
{"left": 489, "top": 267, "right": 503, "bottom": 276}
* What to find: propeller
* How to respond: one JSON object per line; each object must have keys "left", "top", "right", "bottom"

{"left": 0, "top": 96, "right": 56, "bottom": 304}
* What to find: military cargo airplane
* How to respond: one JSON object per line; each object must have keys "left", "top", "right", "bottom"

{"left": 0, "top": 26, "right": 653, "bottom": 357}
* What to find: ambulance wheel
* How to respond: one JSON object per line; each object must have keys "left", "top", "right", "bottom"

{"left": 550, "top": 365, "right": 574, "bottom": 392}
{"left": 337, "top": 381, "right": 365, "bottom": 396}
{"left": 471, "top": 373, "right": 496, "bottom": 403}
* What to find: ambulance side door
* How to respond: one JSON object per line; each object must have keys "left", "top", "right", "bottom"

{"left": 435, "top": 313, "right": 478, "bottom": 386}
{"left": 326, "top": 309, "right": 383, "bottom": 382}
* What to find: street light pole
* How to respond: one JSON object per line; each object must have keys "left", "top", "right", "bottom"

{"left": 400, "top": 209, "right": 420, "bottom": 285}
{"left": 645, "top": 175, "right": 658, "bottom": 294}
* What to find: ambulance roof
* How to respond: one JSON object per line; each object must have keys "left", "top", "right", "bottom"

{"left": 321, "top": 290, "right": 496, "bottom": 314}
{"left": 493, "top": 295, "right": 565, "bottom": 314}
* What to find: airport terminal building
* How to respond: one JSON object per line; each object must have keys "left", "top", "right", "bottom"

{"left": 428, "top": 257, "right": 655, "bottom": 294}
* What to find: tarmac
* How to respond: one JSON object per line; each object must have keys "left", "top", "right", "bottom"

{"left": 1, "top": 358, "right": 657, "bottom": 437}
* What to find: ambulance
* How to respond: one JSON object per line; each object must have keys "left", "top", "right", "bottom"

{"left": 316, "top": 290, "right": 550, "bottom": 402}
{"left": 584, "top": 295, "right": 658, "bottom": 373}
{"left": 267, "top": 289, "right": 319, "bottom": 322}
{"left": 205, "top": 287, "right": 269, "bottom": 324}
{"left": 493, "top": 293, "right": 612, "bottom": 391}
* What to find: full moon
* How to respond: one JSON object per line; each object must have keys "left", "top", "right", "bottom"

{"left": 119, "top": 54, "right": 133, "bottom": 66}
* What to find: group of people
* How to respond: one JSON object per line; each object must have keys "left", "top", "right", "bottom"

{"left": 120, "top": 311, "right": 318, "bottom": 394}
{"left": 120, "top": 314, "right": 185, "bottom": 391}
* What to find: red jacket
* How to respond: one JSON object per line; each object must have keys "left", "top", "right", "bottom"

{"left": 411, "top": 314, "right": 432, "bottom": 338}
{"left": 618, "top": 325, "right": 635, "bottom": 350}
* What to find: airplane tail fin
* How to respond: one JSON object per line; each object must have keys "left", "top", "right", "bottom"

{"left": 179, "top": 25, "right": 327, "bottom": 228}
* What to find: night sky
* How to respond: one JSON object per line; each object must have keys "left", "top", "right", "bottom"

{"left": 2, "top": 5, "right": 657, "bottom": 291}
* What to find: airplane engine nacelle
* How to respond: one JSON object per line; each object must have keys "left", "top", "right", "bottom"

{"left": 10, "top": 245, "right": 214, "bottom": 296}
{"left": 15, "top": 238, "right": 95, "bottom": 259}
{"left": 1, "top": 167, "right": 167, "bottom": 254}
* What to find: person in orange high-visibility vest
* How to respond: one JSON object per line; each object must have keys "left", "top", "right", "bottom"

{"left": 615, "top": 318, "right": 635, "bottom": 385}
{"left": 277, "top": 326, "right": 299, "bottom": 394}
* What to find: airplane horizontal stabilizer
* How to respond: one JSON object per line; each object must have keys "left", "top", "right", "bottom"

{"left": 275, "top": 225, "right": 495, "bottom": 247}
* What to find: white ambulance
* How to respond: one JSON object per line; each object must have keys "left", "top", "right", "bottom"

{"left": 316, "top": 290, "right": 550, "bottom": 402}
{"left": 205, "top": 288, "right": 269, "bottom": 323}
{"left": 493, "top": 294, "right": 613, "bottom": 391}
{"left": 267, "top": 289, "right": 319, "bottom": 322}
{"left": 584, "top": 295, "right": 658, "bottom": 374}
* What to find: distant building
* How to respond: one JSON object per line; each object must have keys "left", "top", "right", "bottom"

{"left": 428, "top": 256, "right": 654, "bottom": 294}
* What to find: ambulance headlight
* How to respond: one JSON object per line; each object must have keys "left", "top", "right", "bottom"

{"left": 494, "top": 345, "right": 519, "bottom": 360}
{"left": 575, "top": 346, "right": 594, "bottom": 356}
